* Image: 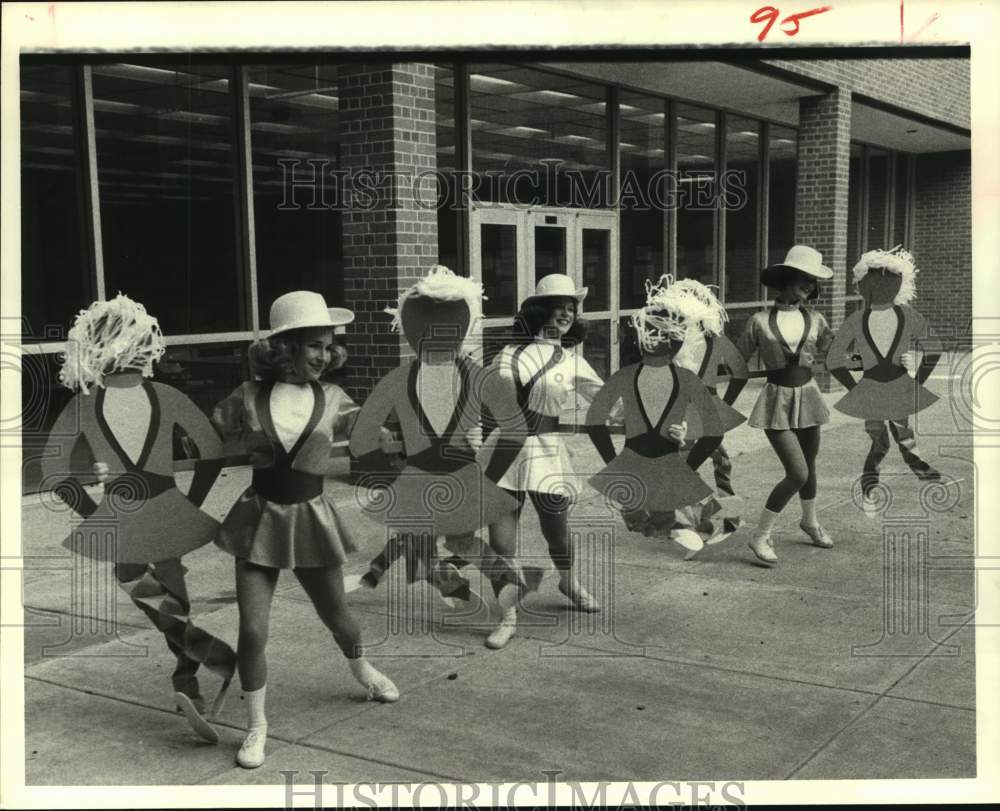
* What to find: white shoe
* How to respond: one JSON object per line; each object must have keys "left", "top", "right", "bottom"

{"left": 485, "top": 610, "right": 517, "bottom": 649}
{"left": 236, "top": 726, "right": 267, "bottom": 769}
{"left": 800, "top": 521, "right": 834, "bottom": 549}
{"left": 364, "top": 670, "right": 400, "bottom": 703}
{"left": 748, "top": 533, "right": 777, "bottom": 564}
{"left": 174, "top": 692, "right": 219, "bottom": 744}
{"left": 558, "top": 579, "right": 602, "bottom": 613}
{"left": 861, "top": 495, "right": 880, "bottom": 519}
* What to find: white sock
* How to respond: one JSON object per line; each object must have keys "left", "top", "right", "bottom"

{"left": 243, "top": 685, "right": 267, "bottom": 731}
{"left": 800, "top": 498, "right": 818, "bottom": 526}
{"left": 348, "top": 656, "right": 378, "bottom": 686}
{"left": 756, "top": 507, "right": 780, "bottom": 536}
{"left": 496, "top": 583, "right": 519, "bottom": 614}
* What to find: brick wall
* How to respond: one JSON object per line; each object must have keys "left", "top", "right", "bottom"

{"left": 762, "top": 58, "right": 970, "bottom": 130}
{"left": 911, "top": 150, "right": 972, "bottom": 345}
{"left": 338, "top": 63, "right": 439, "bottom": 402}
{"left": 793, "top": 89, "right": 852, "bottom": 390}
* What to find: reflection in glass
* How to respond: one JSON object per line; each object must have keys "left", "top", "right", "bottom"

{"left": 847, "top": 142, "right": 863, "bottom": 265}
{"left": 892, "top": 153, "right": 909, "bottom": 247}
{"left": 676, "top": 104, "right": 716, "bottom": 285}
{"left": 92, "top": 63, "right": 242, "bottom": 334}
{"left": 20, "top": 63, "right": 90, "bottom": 342}
{"left": 249, "top": 64, "right": 344, "bottom": 326}
{"left": 619, "top": 91, "right": 665, "bottom": 309}
{"left": 725, "top": 116, "right": 760, "bottom": 303}
{"left": 534, "top": 226, "right": 566, "bottom": 281}
{"left": 481, "top": 224, "right": 517, "bottom": 317}
{"left": 580, "top": 319, "right": 611, "bottom": 387}
{"left": 582, "top": 228, "right": 610, "bottom": 311}
{"left": 768, "top": 124, "right": 798, "bottom": 285}
{"left": 469, "top": 64, "right": 610, "bottom": 208}
{"left": 436, "top": 64, "right": 461, "bottom": 272}
{"left": 868, "top": 149, "right": 891, "bottom": 250}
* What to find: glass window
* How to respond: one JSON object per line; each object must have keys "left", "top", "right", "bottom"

{"left": 847, "top": 143, "right": 864, "bottom": 266}
{"left": 867, "top": 148, "right": 891, "bottom": 251}
{"left": 469, "top": 64, "right": 610, "bottom": 208}
{"left": 92, "top": 62, "right": 242, "bottom": 335}
{"left": 155, "top": 341, "right": 251, "bottom": 419}
{"left": 676, "top": 104, "right": 717, "bottom": 286}
{"left": 767, "top": 124, "right": 797, "bottom": 280}
{"left": 619, "top": 92, "right": 665, "bottom": 310}
{"left": 534, "top": 226, "right": 567, "bottom": 280}
{"left": 248, "top": 64, "right": 344, "bottom": 325}
{"left": 581, "top": 227, "right": 610, "bottom": 311}
{"left": 892, "top": 153, "right": 909, "bottom": 248}
{"left": 724, "top": 116, "right": 761, "bottom": 303}
{"left": 435, "top": 64, "right": 461, "bottom": 272}
{"left": 20, "top": 63, "right": 91, "bottom": 342}
{"left": 480, "top": 223, "right": 517, "bottom": 317}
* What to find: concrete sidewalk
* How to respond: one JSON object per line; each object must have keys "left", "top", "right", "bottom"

{"left": 19, "top": 375, "right": 977, "bottom": 785}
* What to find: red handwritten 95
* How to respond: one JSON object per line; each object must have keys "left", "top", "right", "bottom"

{"left": 751, "top": 5, "right": 833, "bottom": 41}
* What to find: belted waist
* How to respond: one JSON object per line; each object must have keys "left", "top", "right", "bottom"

{"left": 625, "top": 432, "right": 680, "bottom": 458}
{"left": 766, "top": 366, "right": 813, "bottom": 386}
{"left": 252, "top": 467, "right": 323, "bottom": 505}
{"left": 522, "top": 409, "right": 560, "bottom": 436}
{"left": 864, "top": 363, "right": 909, "bottom": 383}
{"left": 406, "top": 444, "right": 476, "bottom": 474}
{"left": 105, "top": 470, "right": 175, "bottom": 501}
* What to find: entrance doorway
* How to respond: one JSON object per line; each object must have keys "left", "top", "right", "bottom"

{"left": 470, "top": 205, "right": 619, "bottom": 379}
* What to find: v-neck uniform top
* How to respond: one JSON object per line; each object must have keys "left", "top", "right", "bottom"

{"left": 41, "top": 377, "right": 225, "bottom": 564}
{"left": 212, "top": 380, "right": 362, "bottom": 568}
{"left": 826, "top": 304, "right": 940, "bottom": 420}
{"left": 348, "top": 356, "right": 527, "bottom": 533}
{"left": 584, "top": 362, "right": 721, "bottom": 512}
{"left": 487, "top": 340, "right": 606, "bottom": 495}
{"left": 736, "top": 305, "right": 834, "bottom": 372}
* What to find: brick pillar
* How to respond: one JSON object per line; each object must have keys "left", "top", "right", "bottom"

{"left": 795, "top": 89, "right": 851, "bottom": 390}
{"left": 338, "top": 63, "right": 438, "bottom": 403}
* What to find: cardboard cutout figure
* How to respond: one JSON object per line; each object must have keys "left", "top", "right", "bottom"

{"left": 826, "top": 246, "right": 942, "bottom": 504}
{"left": 586, "top": 277, "right": 726, "bottom": 557}
{"left": 349, "top": 266, "right": 534, "bottom": 601}
{"left": 669, "top": 279, "right": 748, "bottom": 531}
{"left": 41, "top": 294, "right": 236, "bottom": 743}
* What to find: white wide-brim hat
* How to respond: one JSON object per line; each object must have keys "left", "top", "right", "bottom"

{"left": 268, "top": 291, "right": 355, "bottom": 338}
{"left": 761, "top": 245, "right": 834, "bottom": 286}
{"left": 522, "top": 274, "right": 588, "bottom": 306}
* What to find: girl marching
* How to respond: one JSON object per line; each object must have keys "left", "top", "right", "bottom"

{"left": 585, "top": 276, "right": 725, "bottom": 555}
{"left": 213, "top": 291, "right": 398, "bottom": 770}
{"left": 736, "top": 246, "right": 836, "bottom": 565}
{"left": 41, "top": 294, "right": 237, "bottom": 743}
{"left": 481, "top": 274, "right": 607, "bottom": 649}
{"left": 349, "top": 266, "right": 533, "bottom": 612}
{"left": 826, "top": 246, "right": 942, "bottom": 510}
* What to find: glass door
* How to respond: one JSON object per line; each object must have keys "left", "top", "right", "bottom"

{"left": 470, "top": 205, "right": 620, "bottom": 378}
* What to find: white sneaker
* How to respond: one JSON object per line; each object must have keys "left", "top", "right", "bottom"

{"left": 236, "top": 726, "right": 267, "bottom": 769}
{"left": 364, "top": 670, "right": 400, "bottom": 703}
{"left": 748, "top": 533, "right": 778, "bottom": 564}
{"left": 800, "top": 521, "right": 834, "bottom": 549}
{"left": 174, "top": 692, "right": 219, "bottom": 744}
{"left": 485, "top": 609, "right": 517, "bottom": 649}
{"left": 861, "top": 494, "right": 880, "bottom": 519}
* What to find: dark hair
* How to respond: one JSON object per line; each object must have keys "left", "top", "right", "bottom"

{"left": 511, "top": 297, "right": 588, "bottom": 348}
{"left": 247, "top": 327, "right": 348, "bottom": 382}
{"left": 762, "top": 267, "right": 819, "bottom": 301}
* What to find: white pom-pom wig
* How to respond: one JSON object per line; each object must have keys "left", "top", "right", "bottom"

{"left": 852, "top": 245, "right": 918, "bottom": 305}
{"left": 384, "top": 264, "right": 484, "bottom": 332}
{"left": 58, "top": 293, "right": 166, "bottom": 394}
{"left": 631, "top": 275, "right": 715, "bottom": 353}
{"left": 668, "top": 278, "right": 729, "bottom": 336}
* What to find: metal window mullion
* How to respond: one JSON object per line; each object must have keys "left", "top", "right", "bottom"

{"left": 759, "top": 120, "right": 771, "bottom": 302}
{"left": 887, "top": 150, "right": 897, "bottom": 241}
{"left": 716, "top": 110, "right": 726, "bottom": 300}
{"left": 232, "top": 65, "right": 259, "bottom": 335}
{"left": 906, "top": 154, "right": 916, "bottom": 248}
{"left": 860, "top": 144, "right": 870, "bottom": 255}
{"left": 666, "top": 98, "right": 677, "bottom": 279}
{"left": 456, "top": 62, "right": 472, "bottom": 276}
{"left": 76, "top": 64, "right": 105, "bottom": 299}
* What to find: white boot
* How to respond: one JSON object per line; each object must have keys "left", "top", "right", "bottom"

{"left": 349, "top": 657, "right": 400, "bottom": 703}
{"left": 236, "top": 686, "right": 268, "bottom": 769}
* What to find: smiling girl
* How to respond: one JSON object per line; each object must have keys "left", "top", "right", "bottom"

{"left": 213, "top": 291, "right": 398, "bottom": 770}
